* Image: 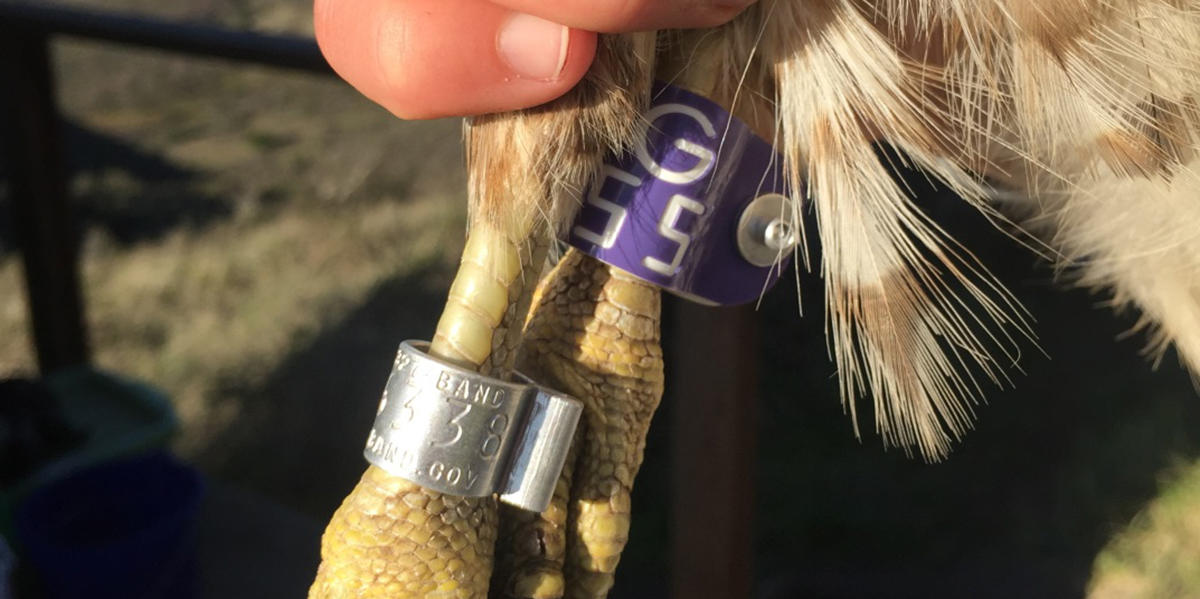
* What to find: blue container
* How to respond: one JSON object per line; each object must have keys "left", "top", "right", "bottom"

{"left": 1, "top": 368, "right": 180, "bottom": 538}
{"left": 14, "top": 451, "right": 204, "bottom": 599}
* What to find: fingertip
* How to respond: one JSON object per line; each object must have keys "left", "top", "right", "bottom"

{"left": 539, "top": 27, "right": 598, "bottom": 102}
{"left": 314, "top": 0, "right": 598, "bottom": 120}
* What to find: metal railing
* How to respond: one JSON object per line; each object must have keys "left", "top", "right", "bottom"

{"left": 0, "top": 1, "right": 331, "bottom": 371}
{"left": 0, "top": 1, "right": 331, "bottom": 74}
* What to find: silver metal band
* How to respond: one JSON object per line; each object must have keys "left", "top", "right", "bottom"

{"left": 363, "top": 340, "right": 582, "bottom": 513}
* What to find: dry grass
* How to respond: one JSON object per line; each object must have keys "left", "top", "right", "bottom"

{"left": 0, "top": 4, "right": 467, "bottom": 470}
{"left": 81, "top": 198, "right": 463, "bottom": 454}
{"left": 0, "top": 259, "right": 32, "bottom": 376}
{"left": 1089, "top": 459, "right": 1200, "bottom": 598}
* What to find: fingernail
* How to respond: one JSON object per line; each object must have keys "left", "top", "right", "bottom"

{"left": 497, "top": 13, "right": 569, "bottom": 81}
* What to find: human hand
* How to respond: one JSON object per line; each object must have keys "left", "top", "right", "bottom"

{"left": 314, "top": 0, "right": 755, "bottom": 119}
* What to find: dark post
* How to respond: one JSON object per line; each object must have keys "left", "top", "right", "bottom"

{"left": 0, "top": 29, "right": 90, "bottom": 371}
{"left": 669, "top": 300, "right": 757, "bottom": 599}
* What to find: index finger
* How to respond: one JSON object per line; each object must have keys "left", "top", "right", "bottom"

{"left": 315, "top": 0, "right": 598, "bottom": 119}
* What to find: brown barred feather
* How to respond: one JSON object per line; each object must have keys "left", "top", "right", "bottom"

{"left": 747, "top": 0, "right": 1200, "bottom": 459}
{"left": 480, "top": 0, "right": 1200, "bottom": 460}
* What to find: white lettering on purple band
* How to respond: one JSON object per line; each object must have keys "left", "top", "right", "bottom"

{"left": 635, "top": 103, "right": 718, "bottom": 185}
{"left": 643, "top": 194, "right": 706, "bottom": 276}
{"left": 571, "top": 166, "right": 638, "bottom": 249}
{"left": 567, "top": 82, "right": 793, "bottom": 306}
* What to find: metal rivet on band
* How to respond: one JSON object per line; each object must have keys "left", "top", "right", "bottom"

{"left": 363, "top": 340, "right": 583, "bottom": 513}
{"left": 736, "top": 192, "right": 797, "bottom": 268}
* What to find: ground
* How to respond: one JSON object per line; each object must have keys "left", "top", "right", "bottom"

{"left": 1, "top": 1, "right": 1199, "bottom": 597}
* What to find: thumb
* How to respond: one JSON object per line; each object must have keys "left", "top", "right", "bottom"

{"left": 314, "top": 0, "right": 598, "bottom": 119}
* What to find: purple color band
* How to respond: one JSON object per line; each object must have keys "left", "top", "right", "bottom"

{"left": 566, "top": 82, "right": 791, "bottom": 306}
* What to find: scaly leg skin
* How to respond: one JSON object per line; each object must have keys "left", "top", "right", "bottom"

{"left": 494, "top": 25, "right": 752, "bottom": 596}
{"left": 516, "top": 250, "right": 664, "bottom": 599}
{"left": 310, "top": 225, "right": 547, "bottom": 599}
{"left": 490, "top": 435, "right": 578, "bottom": 599}
{"left": 313, "top": 31, "right": 655, "bottom": 599}
{"left": 479, "top": 32, "right": 657, "bottom": 599}
{"left": 310, "top": 468, "right": 496, "bottom": 598}
{"left": 488, "top": 272, "right": 584, "bottom": 599}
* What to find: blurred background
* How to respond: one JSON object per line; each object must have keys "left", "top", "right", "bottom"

{"left": 1, "top": 1, "right": 1199, "bottom": 597}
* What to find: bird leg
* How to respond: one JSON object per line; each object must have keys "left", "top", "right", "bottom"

{"left": 310, "top": 33, "right": 655, "bottom": 599}
{"left": 308, "top": 220, "right": 547, "bottom": 598}
{"left": 493, "top": 16, "right": 778, "bottom": 597}
{"left": 507, "top": 250, "right": 663, "bottom": 599}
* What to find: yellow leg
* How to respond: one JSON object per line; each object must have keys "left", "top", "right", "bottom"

{"left": 310, "top": 225, "right": 546, "bottom": 599}
{"left": 515, "top": 250, "right": 664, "bottom": 599}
